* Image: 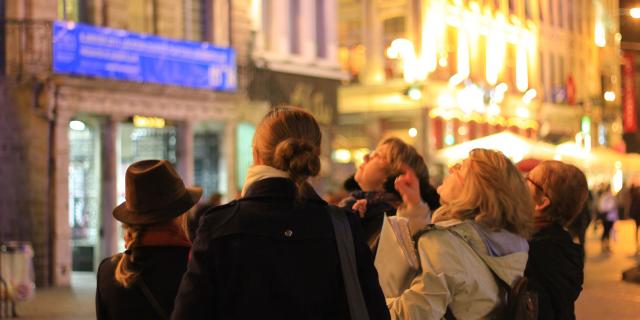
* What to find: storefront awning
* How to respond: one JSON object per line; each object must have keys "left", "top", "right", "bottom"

{"left": 436, "top": 131, "right": 640, "bottom": 186}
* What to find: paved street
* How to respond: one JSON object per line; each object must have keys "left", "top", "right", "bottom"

{"left": 11, "top": 220, "right": 640, "bottom": 319}
{"left": 575, "top": 219, "right": 640, "bottom": 320}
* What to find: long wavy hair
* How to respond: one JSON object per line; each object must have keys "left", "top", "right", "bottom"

{"left": 112, "top": 214, "right": 188, "bottom": 288}
{"left": 432, "top": 149, "right": 535, "bottom": 238}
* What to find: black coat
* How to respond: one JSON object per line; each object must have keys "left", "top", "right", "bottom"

{"left": 172, "top": 178, "right": 390, "bottom": 319}
{"left": 525, "top": 223, "right": 584, "bottom": 320}
{"left": 96, "top": 246, "right": 190, "bottom": 320}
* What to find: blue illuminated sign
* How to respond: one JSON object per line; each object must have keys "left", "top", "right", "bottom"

{"left": 52, "top": 20, "right": 236, "bottom": 92}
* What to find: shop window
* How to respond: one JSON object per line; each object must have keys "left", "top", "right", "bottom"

{"left": 236, "top": 122, "right": 256, "bottom": 192}
{"left": 68, "top": 117, "right": 101, "bottom": 271}
{"left": 194, "top": 130, "right": 221, "bottom": 199}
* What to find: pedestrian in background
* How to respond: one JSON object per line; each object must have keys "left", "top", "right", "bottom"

{"left": 381, "top": 149, "right": 534, "bottom": 319}
{"left": 597, "top": 184, "right": 618, "bottom": 253}
{"left": 187, "top": 192, "right": 222, "bottom": 241}
{"left": 96, "top": 160, "right": 201, "bottom": 320}
{"left": 524, "top": 160, "right": 587, "bottom": 320}
{"left": 628, "top": 183, "right": 640, "bottom": 255}
{"left": 172, "top": 107, "right": 389, "bottom": 319}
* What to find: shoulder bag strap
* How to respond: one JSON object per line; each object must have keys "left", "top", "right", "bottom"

{"left": 137, "top": 278, "right": 170, "bottom": 320}
{"left": 327, "top": 205, "right": 370, "bottom": 320}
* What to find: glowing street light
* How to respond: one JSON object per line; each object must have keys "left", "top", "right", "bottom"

{"left": 630, "top": 8, "right": 640, "bottom": 19}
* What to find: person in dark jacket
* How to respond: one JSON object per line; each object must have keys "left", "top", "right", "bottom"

{"left": 96, "top": 160, "right": 201, "bottom": 320}
{"left": 172, "top": 107, "right": 389, "bottom": 319}
{"left": 524, "top": 160, "right": 588, "bottom": 320}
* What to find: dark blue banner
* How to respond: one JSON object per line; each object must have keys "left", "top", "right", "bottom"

{"left": 52, "top": 20, "right": 236, "bottom": 92}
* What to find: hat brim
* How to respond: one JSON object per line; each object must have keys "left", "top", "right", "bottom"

{"left": 112, "top": 187, "right": 203, "bottom": 225}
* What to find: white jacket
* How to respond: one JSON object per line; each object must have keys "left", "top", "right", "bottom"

{"left": 384, "top": 219, "right": 529, "bottom": 320}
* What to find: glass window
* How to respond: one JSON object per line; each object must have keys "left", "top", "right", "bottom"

{"left": 194, "top": 128, "right": 221, "bottom": 198}
{"left": 316, "top": 0, "right": 327, "bottom": 58}
{"left": 58, "top": 0, "right": 90, "bottom": 23}
{"left": 290, "top": 0, "right": 300, "bottom": 54}
{"left": 236, "top": 122, "right": 256, "bottom": 191}
{"left": 185, "top": 0, "right": 212, "bottom": 41}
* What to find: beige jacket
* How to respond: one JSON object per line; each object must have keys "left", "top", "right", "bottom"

{"left": 386, "top": 220, "right": 528, "bottom": 320}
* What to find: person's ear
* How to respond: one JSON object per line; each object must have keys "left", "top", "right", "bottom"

{"left": 253, "top": 147, "right": 262, "bottom": 165}
{"left": 534, "top": 196, "right": 551, "bottom": 211}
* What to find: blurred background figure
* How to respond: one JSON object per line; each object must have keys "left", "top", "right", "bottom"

{"left": 187, "top": 192, "right": 222, "bottom": 241}
{"left": 597, "top": 184, "right": 619, "bottom": 253}
{"left": 629, "top": 183, "right": 640, "bottom": 255}
{"left": 567, "top": 190, "right": 594, "bottom": 259}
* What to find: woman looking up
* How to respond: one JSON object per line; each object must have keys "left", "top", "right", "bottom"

{"left": 382, "top": 149, "right": 534, "bottom": 319}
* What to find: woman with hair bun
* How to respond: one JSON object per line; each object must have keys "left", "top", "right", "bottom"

{"left": 172, "top": 106, "right": 389, "bottom": 319}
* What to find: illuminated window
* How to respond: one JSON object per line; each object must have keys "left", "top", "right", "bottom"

{"left": 58, "top": 0, "right": 90, "bottom": 23}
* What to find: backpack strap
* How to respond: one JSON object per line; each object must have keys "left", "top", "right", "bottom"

{"left": 137, "top": 278, "right": 169, "bottom": 320}
{"left": 327, "top": 205, "right": 370, "bottom": 320}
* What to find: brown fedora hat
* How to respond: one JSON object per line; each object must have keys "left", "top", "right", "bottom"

{"left": 113, "top": 160, "right": 202, "bottom": 225}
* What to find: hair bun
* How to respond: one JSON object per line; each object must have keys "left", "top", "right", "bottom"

{"left": 274, "top": 138, "right": 321, "bottom": 181}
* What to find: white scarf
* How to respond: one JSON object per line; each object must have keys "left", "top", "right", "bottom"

{"left": 241, "top": 165, "right": 290, "bottom": 197}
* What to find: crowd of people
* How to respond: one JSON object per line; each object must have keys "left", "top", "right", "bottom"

{"left": 95, "top": 106, "right": 602, "bottom": 319}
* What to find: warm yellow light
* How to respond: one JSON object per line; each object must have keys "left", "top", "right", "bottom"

{"left": 352, "top": 148, "right": 371, "bottom": 167}
{"left": 457, "top": 32, "right": 470, "bottom": 79}
{"left": 522, "top": 89, "right": 537, "bottom": 104}
{"left": 612, "top": 163, "right": 624, "bottom": 194}
{"left": 332, "top": 149, "right": 352, "bottom": 163}
{"left": 133, "top": 116, "right": 165, "bottom": 128}
{"left": 408, "top": 127, "right": 418, "bottom": 137}
{"left": 515, "top": 107, "right": 530, "bottom": 118}
{"left": 604, "top": 91, "right": 616, "bottom": 102}
{"left": 631, "top": 8, "right": 640, "bottom": 19}
{"left": 486, "top": 16, "right": 506, "bottom": 85}
{"left": 516, "top": 46, "right": 528, "bottom": 92}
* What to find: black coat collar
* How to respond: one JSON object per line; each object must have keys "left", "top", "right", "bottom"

{"left": 241, "top": 177, "right": 326, "bottom": 205}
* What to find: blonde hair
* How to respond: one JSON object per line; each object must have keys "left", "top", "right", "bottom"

{"left": 532, "top": 160, "right": 588, "bottom": 226}
{"left": 112, "top": 214, "right": 188, "bottom": 288}
{"left": 433, "top": 149, "right": 535, "bottom": 238}
{"left": 254, "top": 106, "right": 322, "bottom": 186}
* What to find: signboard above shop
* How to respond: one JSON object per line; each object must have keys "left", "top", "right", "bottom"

{"left": 52, "top": 20, "right": 236, "bottom": 92}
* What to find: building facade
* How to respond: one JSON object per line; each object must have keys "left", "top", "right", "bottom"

{"left": 336, "top": 0, "right": 622, "bottom": 180}
{"left": 245, "top": 0, "right": 346, "bottom": 191}
{"left": 0, "top": 0, "right": 262, "bottom": 287}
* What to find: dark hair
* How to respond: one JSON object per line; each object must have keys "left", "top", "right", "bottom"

{"left": 254, "top": 107, "right": 322, "bottom": 186}
{"left": 533, "top": 160, "right": 589, "bottom": 226}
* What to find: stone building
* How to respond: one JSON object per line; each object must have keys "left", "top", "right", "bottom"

{"left": 0, "top": 0, "right": 261, "bottom": 287}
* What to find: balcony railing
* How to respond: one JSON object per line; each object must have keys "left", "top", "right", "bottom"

{"left": 1, "top": 19, "right": 53, "bottom": 77}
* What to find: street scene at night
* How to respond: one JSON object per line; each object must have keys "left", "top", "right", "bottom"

{"left": 2, "top": 0, "right": 640, "bottom": 319}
